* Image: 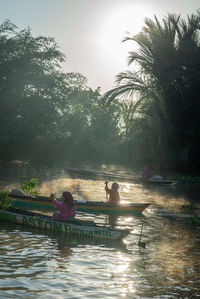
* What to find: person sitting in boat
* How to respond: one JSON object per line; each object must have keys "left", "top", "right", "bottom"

{"left": 105, "top": 181, "right": 120, "bottom": 204}
{"left": 142, "top": 166, "right": 151, "bottom": 179}
{"left": 50, "top": 191, "right": 76, "bottom": 221}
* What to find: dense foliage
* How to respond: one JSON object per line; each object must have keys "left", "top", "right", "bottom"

{"left": 104, "top": 11, "right": 200, "bottom": 172}
{"left": 1, "top": 13, "right": 200, "bottom": 174}
{"left": 20, "top": 178, "right": 40, "bottom": 196}
{"left": 0, "top": 191, "right": 13, "bottom": 209}
{"left": 0, "top": 20, "right": 120, "bottom": 166}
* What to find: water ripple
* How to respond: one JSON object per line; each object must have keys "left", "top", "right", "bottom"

{"left": 1, "top": 168, "right": 200, "bottom": 298}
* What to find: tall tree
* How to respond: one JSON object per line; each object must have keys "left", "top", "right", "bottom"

{"left": 0, "top": 20, "right": 69, "bottom": 162}
{"left": 103, "top": 12, "right": 200, "bottom": 171}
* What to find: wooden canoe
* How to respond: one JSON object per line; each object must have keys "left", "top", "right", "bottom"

{"left": 0, "top": 208, "right": 130, "bottom": 240}
{"left": 10, "top": 194, "right": 150, "bottom": 215}
{"left": 142, "top": 178, "right": 178, "bottom": 185}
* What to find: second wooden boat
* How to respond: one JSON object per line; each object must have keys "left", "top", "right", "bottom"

{"left": 142, "top": 178, "right": 178, "bottom": 185}
{"left": 10, "top": 193, "right": 150, "bottom": 215}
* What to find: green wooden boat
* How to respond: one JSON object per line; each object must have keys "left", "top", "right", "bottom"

{"left": 0, "top": 208, "right": 130, "bottom": 240}
{"left": 10, "top": 193, "right": 150, "bottom": 215}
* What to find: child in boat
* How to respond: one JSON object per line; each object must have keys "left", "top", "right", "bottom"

{"left": 50, "top": 191, "right": 76, "bottom": 221}
{"left": 142, "top": 166, "right": 151, "bottom": 179}
{"left": 105, "top": 181, "right": 120, "bottom": 204}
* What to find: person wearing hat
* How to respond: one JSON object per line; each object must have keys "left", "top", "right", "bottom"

{"left": 105, "top": 181, "right": 120, "bottom": 204}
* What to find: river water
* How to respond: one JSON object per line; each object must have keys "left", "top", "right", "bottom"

{"left": 0, "top": 164, "right": 200, "bottom": 298}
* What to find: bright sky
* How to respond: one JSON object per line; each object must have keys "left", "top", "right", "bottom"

{"left": 0, "top": 0, "right": 199, "bottom": 92}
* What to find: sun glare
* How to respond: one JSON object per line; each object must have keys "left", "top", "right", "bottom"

{"left": 93, "top": 5, "right": 152, "bottom": 85}
{"left": 122, "top": 183, "right": 131, "bottom": 192}
{"left": 96, "top": 4, "right": 153, "bottom": 64}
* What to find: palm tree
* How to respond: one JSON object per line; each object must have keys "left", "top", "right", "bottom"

{"left": 104, "top": 12, "right": 200, "bottom": 171}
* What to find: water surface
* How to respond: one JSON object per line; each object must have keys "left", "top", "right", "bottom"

{"left": 0, "top": 164, "right": 200, "bottom": 298}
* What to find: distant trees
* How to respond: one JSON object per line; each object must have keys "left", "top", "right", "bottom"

{"left": 104, "top": 11, "right": 200, "bottom": 172}
{"left": 0, "top": 20, "right": 66, "bottom": 162}
{"left": 1, "top": 13, "right": 200, "bottom": 173}
{"left": 0, "top": 20, "right": 120, "bottom": 166}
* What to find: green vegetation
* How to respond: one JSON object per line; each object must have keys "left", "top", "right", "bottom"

{"left": 187, "top": 215, "right": 200, "bottom": 225}
{"left": 20, "top": 178, "right": 40, "bottom": 196}
{"left": 170, "top": 175, "right": 200, "bottom": 183}
{"left": 104, "top": 11, "right": 200, "bottom": 173}
{"left": 181, "top": 204, "right": 197, "bottom": 211}
{"left": 0, "top": 191, "right": 13, "bottom": 209}
{"left": 181, "top": 205, "right": 200, "bottom": 226}
{"left": 0, "top": 12, "right": 200, "bottom": 175}
{"left": 0, "top": 20, "right": 119, "bottom": 166}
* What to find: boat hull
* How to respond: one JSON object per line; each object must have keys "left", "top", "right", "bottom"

{"left": 143, "top": 178, "right": 178, "bottom": 185}
{"left": 73, "top": 201, "right": 150, "bottom": 215}
{"left": 10, "top": 194, "right": 150, "bottom": 215}
{"left": 0, "top": 209, "right": 129, "bottom": 240}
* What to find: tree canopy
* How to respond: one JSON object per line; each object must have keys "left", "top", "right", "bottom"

{"left": 0, "top": 20, "right": 120, "bottom": 166}
{"left": 1, "top": 14, "right": 200, "bottom": 174}
{"left": 103, "top": 11, "right": 200, "bottom": 172}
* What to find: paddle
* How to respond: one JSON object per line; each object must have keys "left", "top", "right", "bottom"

{"left": 104, "top": 181, "right": 108, "bottom": 202}
{"left": 138, "top": 221, "right": 146, "bottom": 248}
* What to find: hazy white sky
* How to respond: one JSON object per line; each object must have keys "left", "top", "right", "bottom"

{"left": 0, "top": 0, "right": 199, "bottom": 92}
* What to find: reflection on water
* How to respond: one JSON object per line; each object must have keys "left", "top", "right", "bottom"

{"left": 0, "top": 164, "right": 200, "bottom": 298}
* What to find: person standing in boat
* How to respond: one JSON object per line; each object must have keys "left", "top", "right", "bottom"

{"left": 105, "top": 181, "right": 120, "bottom": 204}
{"left": 50, "top": 191, "right": 76, "bottom": 220}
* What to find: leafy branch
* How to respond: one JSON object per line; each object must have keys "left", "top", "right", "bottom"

{"left": 20, "top": 178, "right": 40, "bottom": 197}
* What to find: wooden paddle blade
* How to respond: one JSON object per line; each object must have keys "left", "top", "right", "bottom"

{"left": 138, "top": 241, "right": 146, "bottom": 248}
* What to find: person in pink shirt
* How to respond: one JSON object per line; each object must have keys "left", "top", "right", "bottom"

{"left": 50, "top": 191, "right": 76, "bottom": 221}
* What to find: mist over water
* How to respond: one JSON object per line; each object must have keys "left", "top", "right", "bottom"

{"left": 0, "top": 163, "right": 200, "bottom": 298}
